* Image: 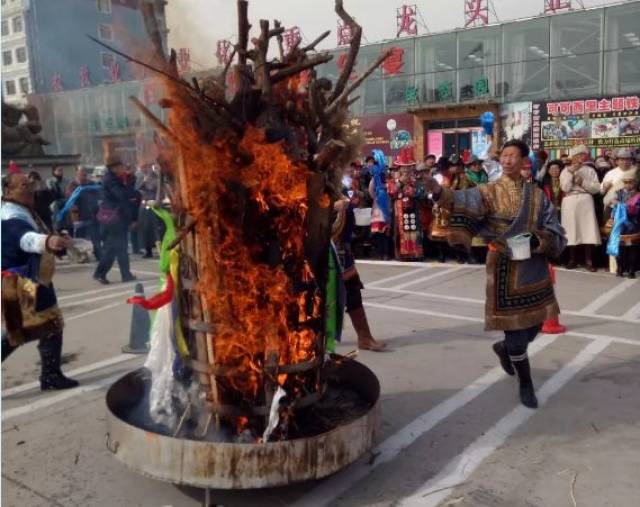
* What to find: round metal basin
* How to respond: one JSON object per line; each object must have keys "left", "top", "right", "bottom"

{"left": 105, "top": 361, "right": 380, "bottom": 489}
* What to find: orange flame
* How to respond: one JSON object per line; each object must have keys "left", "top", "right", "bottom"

{"left": 165, "top": 76, "right": 322, "bottom": 420}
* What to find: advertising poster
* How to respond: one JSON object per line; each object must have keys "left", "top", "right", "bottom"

{"left": 426, "top": 131, "right": 443, "bottom": 159}
{"left": 532, "top": 95, "right": 640, "bottom": 151}
{"left": 347, "top": 113, "right": 414, "bottom": 157}
{"left": 500, "top": 102, "right": 532, "bottom": 146}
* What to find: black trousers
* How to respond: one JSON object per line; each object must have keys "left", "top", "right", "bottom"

{"left": 504, "top": 324, "right": 542, "bottom": 358}
{"left": 618, "top": 245, "right": 639, "bottom": 274}
{"left": 94, "top": 225, "right": 132, "bottom": 280}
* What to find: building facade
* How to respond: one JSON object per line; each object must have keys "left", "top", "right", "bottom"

{"left": 2, "top": 0, "right": 30, "bottom": 104}
{"left": 317, "top": 1, "right": 640, "bottom": 160}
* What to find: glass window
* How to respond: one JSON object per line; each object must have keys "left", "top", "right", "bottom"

{"left": 1, "top": 20, "right": 9, "bottom": 36}
{"left": 12, "top": 16, "right": 22, "bottom": 33}
{"left": 19, "top": 77, "right": 29, "bottom": 93}
{"left": 458, "top": 25, "right": 502, "bottom": 101}
{"left": 16, "top": 47, "right": 26, "bottom": 63}
{"left": 502, "top": 17, "right": 550, "bottom": 101}
{"left": 363, "top": 78, "right": 383, "bottom": 114}
{"left": 550, "top": 10, "right": 602, "bottom": 99}
{"left": 417, "top": 70, "right": 456, "bottom": 104}
{"left": 99, "top": 23, "right": 113, "bottom": 41}
{"left": 604, "top": 3, "right": 640, "bottom": 94}
{"left": 5, "top": 80, "right": 16, "bottom": 95}
{"left": 380, "top": 39, "right": 414, "bottom": 112}
{"left": 415, "top": 32, "right": 456, "bottom": 74}
{"left": 101, "top": 52, "right": 115, "bottom": 67}
{"left": 96, "top": 0, "right": 111, "bottom": 14}
{"left": 3, "top": 50, "right": 12, "bottom": 66}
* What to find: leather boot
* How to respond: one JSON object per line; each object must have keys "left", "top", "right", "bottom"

{"left": 492, "top": 341, "right": 515, "bottom": 376}
{"left": 348, "top": 306, "right": 387, "bottom": 352}
{"left": 584, "top": 245, "right": 597, "bottom": 272}
{"left": 566, "top": 246, "right": 578, "bottom": 269}
{"left": 2, "top": 336, "right": 17, "bottom": 362}
{"left": 510, "top": 353, "right": 538, "bottom": 409}
{"left": 38, "top": 334, "right": 79, "bottom": 391}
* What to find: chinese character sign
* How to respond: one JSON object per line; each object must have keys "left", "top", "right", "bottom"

{"left": 51, "top": 73, "right": 63, "bottom": 93}
{"left": 108, "top": 60, "right": 120, "bottom": 83}
{"left": 382, "top": 47, "right": 404, "bottom": 76}
{"left": 464, "top": 0, "right": 489, "bottom": 28}
{"left": 404, "top": 86, "right": 418, "bottom": 104}
{"left": 79, "top": 65, "right": 91, "bottom": 87}
{"left": 283, "top": 26, "right": 302, "bottom": 53}
{"left": 337, "top": 20, "right": 354, "bottom": 46}
{"left": 336, "top": 52, "right": 357, "bottom": 81}
{"left": 535, "top": 95, "right": 640, "bottom": 150}
{"left": 397, "top": 4, "right": 418, "bottom": 37}
{"left": 177, "top": 48, "right": 191, "bottom": 74}
{"left": 216, "top": 40, "right": 233, "bottom": 65}
{"left": 544, "top": 0, "right": 571, "bottom": 13}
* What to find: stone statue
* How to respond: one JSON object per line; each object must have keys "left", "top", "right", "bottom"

{"left": 1, "top": 100, "right": 50, "bottom": 158}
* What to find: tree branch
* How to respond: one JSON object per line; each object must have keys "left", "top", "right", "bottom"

{"left": 302, "top": 30, "right": 331, "bottom": 52}
{"left": 271, "top": 53, "right": 332, "bottom": 84}
{"left": 330, "top": 0, "right": 362, "bottom": 102}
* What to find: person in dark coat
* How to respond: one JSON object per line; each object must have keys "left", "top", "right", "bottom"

{"left": 92, "top": 156, "right": 138, "bottom": 284}
{"left": 135, "top": 164, "right": 161, "bottom": 258}
{"left": 66, "top": 166, "right": 102, "bottom": 261}
{"left": 45, "top": 165, "right": 68, "bottom": 231}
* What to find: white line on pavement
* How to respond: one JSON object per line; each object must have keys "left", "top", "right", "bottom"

{"left": 57, "top": 280, "right": 156, "bottom": 302}
{"left": 621, "top": 300, "right": 640, "bottom": 321}
{"left": 367, "top": 267, "right": 428, "bottom": 288}
{"left": 65, "top": 301, "right": 124, "bottom": 322}
{"left": 363, "top": 301, "right": 640, "bottom": 347}
{"left": 390, "top": 267, "right": 462, "bottom": 290}
{"left": 59, "top": 285, "right": 154, "bottom": 309}
{"left": 2, "top": 354, "right": 136, "bottom": 398}
{"left": 290, "top": 334, "right": 558, "bottom": 507}
{"left": 366, "top": 287, "right": 640, "bottom": 325}
{"left": 578, "top": 279, "right": 638, "bottom": 315}
{"left": 398, "top": 338, "right": 612, "bottom": 507}
{"left": 2, "top": 373, "right": 122, "bottom": 422}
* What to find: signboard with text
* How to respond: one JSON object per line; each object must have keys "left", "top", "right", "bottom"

{"left": 532, "top": 95, "right": 640, "bottom": 151}
{"left": 348, "top": 113, "right": 414, "bottom": 156}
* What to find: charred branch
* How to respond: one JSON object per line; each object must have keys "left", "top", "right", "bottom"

{"left": 302, "top": 30, "right": 331, "bottom": 52}
{"left": 330, "top": 0, "right": 362, "bottom": 102}
{"left": 271, "top": 53, "right": 332, "bottom": 84}
{"left": 274, "top": 20, "right": 285, "bottom": 60}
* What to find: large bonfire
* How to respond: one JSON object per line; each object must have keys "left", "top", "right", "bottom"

{"left": 110, "top": 0, "right": 390, "bottom": 440}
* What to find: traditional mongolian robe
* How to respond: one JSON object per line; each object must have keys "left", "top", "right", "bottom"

{"left": 559, "top": 165, "right": 601, "bottom": 246}
{"left": 437, "top": 176, "right": 567, "bottom": 331}
{"left": 388, "top": 177, "right": 423, "bottom": 260}
{"left": 1, "top": 202, "right": 63, "bottom": 346}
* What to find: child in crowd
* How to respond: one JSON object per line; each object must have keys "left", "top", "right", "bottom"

{"left": 610, "top": 173, "right": 640, "bottom": 278}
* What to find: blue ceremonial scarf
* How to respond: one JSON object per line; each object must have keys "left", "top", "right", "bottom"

{"left": 372, "top": 149, "right": 390, "bottom": 223}
{"left": 607, "top": 203, "right": 628, "bottom": 258}
{"left": 55, "top": 184, "right": 101, "bottom": 223}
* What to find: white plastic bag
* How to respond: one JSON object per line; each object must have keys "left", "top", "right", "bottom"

{"left": 144, "top": 303, "right": 185, "bottom": 428}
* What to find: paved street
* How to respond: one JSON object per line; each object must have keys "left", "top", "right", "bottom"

{"left": 2, "top": 258, "right": 639, "bottom": 507}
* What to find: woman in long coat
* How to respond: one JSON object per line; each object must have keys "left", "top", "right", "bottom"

{"left": 560, "top": 145, "right": 601, "bottom": 271}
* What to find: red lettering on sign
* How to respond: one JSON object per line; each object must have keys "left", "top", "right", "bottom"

{"left": 571, "top": 100, "right": 584, "bottom": 115}
{"left": 584, "top": 100, "right": 598, "bottom": 113}
{"left": 625, "top": 96, "right": 640, "bottom": 110}
{"left": 611, "top": 97, "right": 625, "bottom": 111}
{"left": 382, "top": 47, "right": 405, "bottom": 76}
{"left": 598, "top": 98, "right": 611, "bottom": 112}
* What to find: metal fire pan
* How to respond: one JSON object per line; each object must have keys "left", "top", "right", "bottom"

{"left": 105, "top": 361, "right": 380, "bottom": 489}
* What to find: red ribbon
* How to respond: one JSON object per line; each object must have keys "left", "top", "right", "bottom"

{"left": 127, "top": 273, "right": 174, "bottom": 309}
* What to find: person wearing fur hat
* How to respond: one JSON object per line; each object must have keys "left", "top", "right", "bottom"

{"left": 560, "top": 145, "right": 601, "bottom": 271}
{"left": 1, "top": 173, "right": 79, "bottom": 390}
{"left": 601, "top": 148, "right": 635, "bottom": 208}
{"left": 388, "top": 147, "right": 423, "bottom": 261}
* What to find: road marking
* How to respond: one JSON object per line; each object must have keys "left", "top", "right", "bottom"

{"left": 364, "top": 301, "right": 484, "bottom": 323}
{"left": 390, "top": 267, "right": 462, "bottom": 290}
{"left": 579, "top": 279, "right": 638, "bottom": 315}
{"left": 366, "top": 287, "right": 640, "bottom": 325}
{"left": 57, "top": 280, "right": 156, "bottom": 302}
{"left": 2, "top": 354, "right": 136, "bottom": 398}
{"left": 59, "top": 285, "right": 154, "bottom": 309}
{"left": 2, "top": 373, "right": 122, "bottom": 422}
{"left": 65, "top": 301, "right": 125, "bottom": 322}
{"left": 290, "top": 334, "right": 558, "bottom": 507}
{"left": 367, "top": 267, "right": 429, "bottom": 288}
{"left": 398, "top": 338, "right": 611, "bottom": 507}
{"left": 621, "top": 300, "right": 640, "bottom": 320}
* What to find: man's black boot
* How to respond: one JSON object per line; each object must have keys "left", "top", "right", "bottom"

{"left": 492, "top": 341, "right": 515, "bottom": 376}
{"left": 511, "top": 353, "right": 538, "bottom": 409}
{"left": 38, "top": 334, "right": 79, "bottom": 391}
{"left": 1, "top": 336, "right": 17, "bottom": 362}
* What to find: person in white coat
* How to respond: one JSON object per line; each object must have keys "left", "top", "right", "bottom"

{"left": 560, "top": 144, "right": 601, "bottom": 271}
{"left": 602, "top": 148, "right": 637, "bottom": 209}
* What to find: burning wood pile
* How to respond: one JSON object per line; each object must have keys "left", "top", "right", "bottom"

{"left": 109, "top": 0, "right": 390, "bottom": 442}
